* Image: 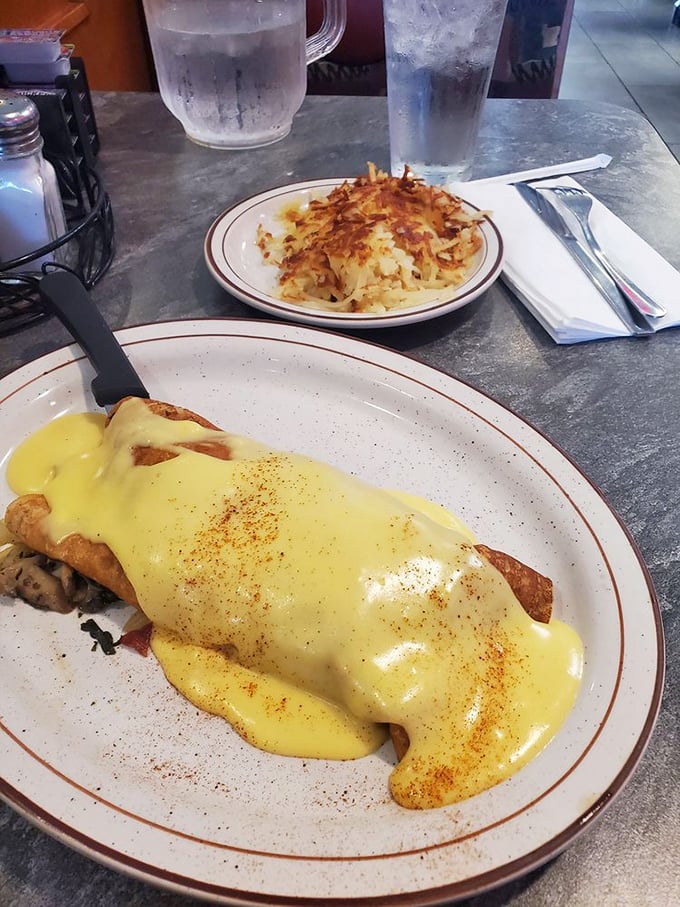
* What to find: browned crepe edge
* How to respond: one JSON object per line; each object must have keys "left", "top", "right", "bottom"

{"left": 4, "top": 398, "right": 232, "bottom": 604}
{"left": 389, "top": 545, "right": 554, "bottom": 761}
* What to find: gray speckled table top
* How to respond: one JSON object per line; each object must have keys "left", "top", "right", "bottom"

{"left": 1, "top": 94, "right": 679, "bottom": 906}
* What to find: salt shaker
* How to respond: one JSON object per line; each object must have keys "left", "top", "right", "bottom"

{"left": 0, "top": 93, "right": 67, "bottom": 269}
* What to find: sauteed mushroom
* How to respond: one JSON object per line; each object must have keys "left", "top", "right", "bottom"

{"left": 0, "top": 544, "right": 115, "bottom": 613}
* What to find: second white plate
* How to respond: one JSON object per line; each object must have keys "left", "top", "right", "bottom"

{"left": 204, "top": 178, "right": 504, "bottom": 328}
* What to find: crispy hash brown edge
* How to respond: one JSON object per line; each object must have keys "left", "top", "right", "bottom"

{"left": 256, "top": 164, "right": 486, "bottom": 313}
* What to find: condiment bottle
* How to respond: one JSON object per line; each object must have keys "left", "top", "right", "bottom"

{"left": 0, "top": 92, "right": 67, "bottom": 270}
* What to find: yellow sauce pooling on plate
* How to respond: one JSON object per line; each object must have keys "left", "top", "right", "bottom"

{"left": 7, "top": 399, "right": 583, "bottom": 809}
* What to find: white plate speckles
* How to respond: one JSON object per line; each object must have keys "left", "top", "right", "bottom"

{"left": 0, "top": 319, "right": 663, "bottom": 904}
{"left": 204, "top": 179, "right": 504, "bottom": 329}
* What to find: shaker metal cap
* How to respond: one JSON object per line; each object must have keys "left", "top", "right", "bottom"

{"left": 0, "top": 92, "right": 43, "bottom": 158}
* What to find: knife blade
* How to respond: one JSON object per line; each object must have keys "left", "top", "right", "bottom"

{"left": 515, "top": 183, "right": 654, "bottom": 337}
{"left": 38, "top": 271, "right": 150, "bottom": 406}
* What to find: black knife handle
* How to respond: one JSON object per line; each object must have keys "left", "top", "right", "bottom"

{"left": 39, "top": 271, "right": 150, "bottom": 407}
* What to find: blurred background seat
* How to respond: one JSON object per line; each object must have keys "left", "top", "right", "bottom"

{"left": 305, "top": 0, "right": 576, "bottom": 99}
{"left": 1, "top": 0, "right": 574, "bottom": 98}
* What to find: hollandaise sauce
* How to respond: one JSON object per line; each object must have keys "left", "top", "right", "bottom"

{"left": 6, "top": 398, "right": 583, "bottom": 809}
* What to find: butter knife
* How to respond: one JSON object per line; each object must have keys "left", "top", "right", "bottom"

{"left": 38, "top": 271, "right": 150, "bottom": 406}
{"left": 515, "top": 183, "right": 654, "bottom": 337}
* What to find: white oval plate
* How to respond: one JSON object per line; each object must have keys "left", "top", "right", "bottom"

{"left": 204, "top": 179, "right": 504, "bottom": 328}
{"left": 0, "top": 319, "right": 663, "bottom": 904}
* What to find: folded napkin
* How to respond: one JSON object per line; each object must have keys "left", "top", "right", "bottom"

{"left": 459, "top": 176, "right": 680, "bottom": 343}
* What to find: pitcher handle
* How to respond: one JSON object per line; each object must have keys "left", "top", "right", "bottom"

{"left": 306, "top": 0, "right": 347, "bottom": 65}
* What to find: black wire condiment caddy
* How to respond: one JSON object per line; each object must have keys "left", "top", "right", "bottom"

{"left": 0, "top": 60, "right": 114, "bottom": 336}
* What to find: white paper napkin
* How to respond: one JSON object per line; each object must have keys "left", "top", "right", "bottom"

{"left": 460, "top": 177, "right": 680, "bottom": 343}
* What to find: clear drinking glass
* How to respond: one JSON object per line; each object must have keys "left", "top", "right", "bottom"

{"left": 142, "top": 0, "right": 347, "bottom": 149}
{"left": 383, "top": 0, "right": 508, "bottom": 184}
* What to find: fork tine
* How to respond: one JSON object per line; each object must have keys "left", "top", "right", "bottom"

{"left": 554, "top": 186, "right": 585, "bottom": 200}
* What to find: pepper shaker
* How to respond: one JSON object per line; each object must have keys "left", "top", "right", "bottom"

{"left": 0, "top": 92, "right": 67, "bottom": 270}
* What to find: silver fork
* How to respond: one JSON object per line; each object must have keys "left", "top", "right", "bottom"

{"left": 544, "top": 186, "right": 667, "bottom": 319}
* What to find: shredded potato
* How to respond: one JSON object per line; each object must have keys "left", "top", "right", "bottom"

{"left": 256, "top": 163, "right": 486, "bottom": 314}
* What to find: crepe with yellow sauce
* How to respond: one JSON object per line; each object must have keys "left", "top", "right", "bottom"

{"left": 2, "top": 397, "right": 583, "bottom": 809}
